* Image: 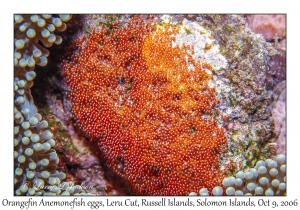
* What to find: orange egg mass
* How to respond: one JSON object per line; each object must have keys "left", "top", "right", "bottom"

{"left": 62, "top": 15, "right": 227, "bottom": 195}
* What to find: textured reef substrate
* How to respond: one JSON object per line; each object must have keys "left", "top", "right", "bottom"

{"left": 15, "top": 14, "right": 286, "bottom": 196}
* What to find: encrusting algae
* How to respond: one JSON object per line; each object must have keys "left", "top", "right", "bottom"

{"left": 62, "top": 15, "right": 228, "bottom": 195}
